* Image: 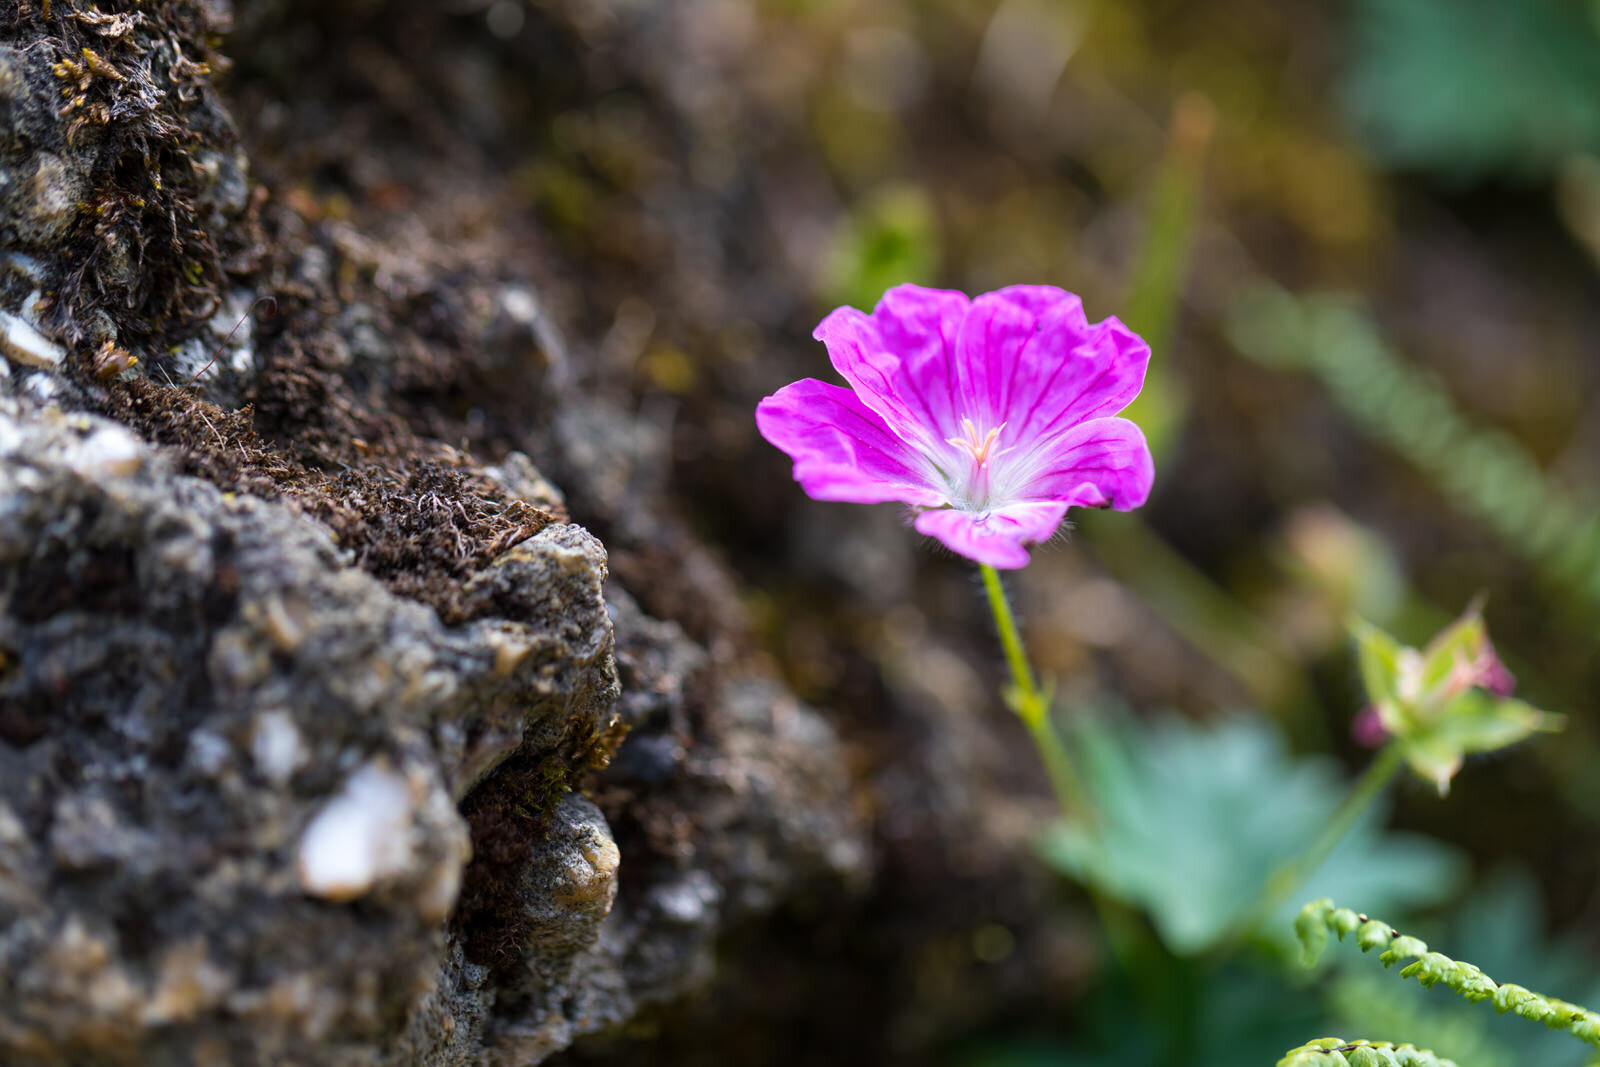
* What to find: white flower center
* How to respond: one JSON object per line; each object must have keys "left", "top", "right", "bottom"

{"left": 940, "top": 418, "right": 1012, "bottom": 508}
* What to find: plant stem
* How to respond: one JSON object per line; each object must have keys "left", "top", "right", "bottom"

{"left": 979, "top": 564, "right": 1093, "bottom": 825}
{"left": 1224, "top": 741, "right": 1404, "bottom": 951}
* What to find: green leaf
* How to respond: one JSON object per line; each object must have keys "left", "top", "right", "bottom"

{"left": 1416, "top": 607, "right": 1485, "bottom": 703}
{"left": 1436, "top": 692, "right": 1564, "bottom": 756}
{"left": 1350, "top": 616, "right": 1404, "bottom": 710}
{"left": 1298, "top": 900, "right": 1333, "bottom": 966}
{"left": 1397, "top": 734, "right": 1464, "bottom": 797}
{"left": 1279, "top": 1038, "right": 1458, "bottom": 1067}
{"left": 1319, "top": 870, "right": 1600, "bottom": 1066}
{"left": 1038, "top": 710, "right": 1464, "bottom": 956}
{"left": 1300, "top": 897, "right": 1600, "bottom": 1061}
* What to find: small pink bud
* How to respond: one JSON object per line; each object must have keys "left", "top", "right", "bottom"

{"left": 1477, "top": 639, "right": 1516, "bottom": 698}
{"left": 1351, "top": 705, "right": 1389, "bottom": 748}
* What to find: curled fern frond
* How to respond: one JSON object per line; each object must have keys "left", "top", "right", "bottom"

{"left": 1296, "top": 899, "right": 1600, "bottom": 1054}
{"left": 1278, "top": 1037, "right": 1457, "bottom": 1066}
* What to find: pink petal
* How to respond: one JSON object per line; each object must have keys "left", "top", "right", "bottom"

{"left": 812, "top": 307, "right": 934, "bottom": 448}
{"left": 756, "top": 379, "right": 946, "bottom": 506}
{"left": 813, "top": 285, "right": 974, "bottom": 446}
{"left": 912, "top": 501, "right": 1069, "bottom": 569}
{"left": 1015, "top": 417, "right": 1154, "bottom": 511}
{"left": 1477, "top": 639, "right": 1517, "bottom": 697}
{"left": 955, "top": 287, "right": 1148, "bottom": 445}
{"left": 867, "top": 285, "right": 971, "bottom": 439}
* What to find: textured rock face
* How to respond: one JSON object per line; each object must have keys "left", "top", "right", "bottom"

{"left": 0, "top": 390, "right": 621, "bottom": 1063}
{"left": 0, "top": 3, "right": 868, "bottom": 1063}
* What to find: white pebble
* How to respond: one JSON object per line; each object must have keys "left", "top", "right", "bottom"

{"left": 0, "top": 309, "right": 64, "bottom": 367}
{"left": 73, "top": 425, "right": 145, "bottom": 478}
{"left": 296, "top": 761, "right": 415, "bottom": 901}
{"left": 250, "top": 711, "right": 305, "bottom": 786}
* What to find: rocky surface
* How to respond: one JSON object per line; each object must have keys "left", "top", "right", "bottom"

{"left": 0, "top": 2, "right": 868, "bottom": 1063}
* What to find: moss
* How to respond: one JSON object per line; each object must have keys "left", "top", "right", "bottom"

{"left": 3, "top": 1, "right": 252, "bottom": 349}
{"left": 92, "top": 376, "right": 552, "bottom": 624}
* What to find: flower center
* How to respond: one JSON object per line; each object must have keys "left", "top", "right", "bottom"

{"left": 942, "top": 418, "right": 1010, "bottom": 507}
{"left": 947, "top": 418, "right": 1005, "bottom": 466}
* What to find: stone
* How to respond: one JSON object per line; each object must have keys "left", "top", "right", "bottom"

{"left": 0, "top": 3, "right": 872, "bottom": 1062}
{"left": 0, "top": 388, "right": 618, "bottom": 1063}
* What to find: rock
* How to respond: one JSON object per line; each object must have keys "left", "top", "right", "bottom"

{"left": 0, "top": 3, "right": 872, "bottom": 1063}
{"left": 0, "top": 389, "right": 619, "bottom": 1063}
{"left": 517, "top": 794, "right": 622, "bottom": 987}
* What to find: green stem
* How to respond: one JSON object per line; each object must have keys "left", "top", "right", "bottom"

{"left": 1224, "top": 741, "right": 1404, "bottom": 951}
{"left": 979, "top": 564, "right": 1093, "bottom": 825}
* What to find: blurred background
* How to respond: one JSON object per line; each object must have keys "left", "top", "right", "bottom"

{"left": 238, "top": 0, "right": 1600, "bottom": 1063}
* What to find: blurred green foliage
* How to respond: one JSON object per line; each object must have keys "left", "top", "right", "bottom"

{"left": 1228, "top": 286, "right": 1600, "bottom": 621}
{"left": 1343, "top": 0, "right": 1600, "bottom": 182}
{"left": 820, "top": 183, "right": 942, "bottom": 312}
{"left": 960, "top": 958, "right": 1324, "bottom": 1067}
{"left": 1039, "top": 710, "right": 1464, "bottom": 957}
{"left": 1119, "top": 94, "right": 1213, "bottom": 461}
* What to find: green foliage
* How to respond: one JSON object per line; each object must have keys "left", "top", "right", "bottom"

{"left": 1038, "top": 712, "right": 1463, "bottom": 956}
{"left": 819, "top": 183, "right": 940, "bottom": 311}
{"left": 1277, "top": 1037, "right": 1456, "bottom": 1067}
{"left": 1349, "top": 608, "right": 1562, "bottom": 793}
{"left": 955, "top": 956, "right": 1327, "bottom": 1067}
{"left": 1296, "top": 900, "right": 1600, "bottom": 1058}
{"left": 1425, "top": 867, "right": 1600, "bottom": 1066}
{"left": 1327, "top": 974, "right": 1513, "bottom": 1067}
{"left": 1341, "top": 0, "right": 1600, "bottom": 182}
{"left": 1119, "top": 94, "right": 1212, "bottom": 461}
{"left": 1227, "top": 286, "right": 1600, "bottom": 622}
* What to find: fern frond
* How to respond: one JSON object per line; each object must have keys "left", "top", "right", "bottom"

{"left": 1327, "top": 973, "right": 1513, "bottom": 1067}
{"left": 1280, "top": 1036, "right": 1459, "bottom": 1062}
{"left": 1278, "top": 1036, "right": 1457, "bottom": 1066}
{"left": 1296, "top": 899, "right": 1600, "bottom": 1054}
{"left": 1227, "top": 286, "right": 1600, "bottom": 619}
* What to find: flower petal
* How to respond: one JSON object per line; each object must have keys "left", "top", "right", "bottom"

{"left": 955, "top": 287, "right": 1149, "bottom": 446}
{"left": 813, "top": 285, "right": 973, "bottom": 447}
{"left": 756, "top": 379, "right": 945, "bottom": 506}
{"left": 867, "top": 284, "right": 971, "bottom": 439}
{"left": 1014, "top": 416, "right": 1154, "bottom": 511}
{"left": 812, "top": 307, "right": 929, "bottom": 448}
{"left": 912, "top": 501, "right": 1069, "bottom": 569}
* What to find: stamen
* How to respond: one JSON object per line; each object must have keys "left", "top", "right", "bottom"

{"left": 947, "top": 418, "right": 1007, "bottom": 466}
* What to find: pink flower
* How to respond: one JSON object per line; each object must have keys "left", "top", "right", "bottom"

{"left": 756, "top": 284, "right": 1155, "bottom": 568}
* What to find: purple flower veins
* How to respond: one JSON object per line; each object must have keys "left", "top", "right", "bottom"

{"left": 756, "top": 284, "right": 1155, "bottom": 568}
